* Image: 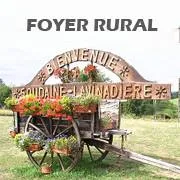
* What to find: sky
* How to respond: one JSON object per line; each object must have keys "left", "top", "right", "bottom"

{"left": 0, "top": 0, "right": 179, "bottom": 91}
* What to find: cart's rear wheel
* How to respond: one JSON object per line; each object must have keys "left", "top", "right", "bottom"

{"left": 25, "top": 115, "right": 83, "bottom": 172}
{"left": 84, "top": 135, "right": 113, "bottom": 162}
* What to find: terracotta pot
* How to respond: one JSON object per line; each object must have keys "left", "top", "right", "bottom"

{"left": 52, "top": 147, "right": 71, "bottom": 155}
{"left": 27, "top": 143, "right": 42, "bottom": 152}
{"left": 40, "top": 165, "right": 52, "bottom": 174}
{"left": 9, "top": 131, "right": 16, "bottom": 138}
{"left": 73, "top": 104, "right": 97, "bottom": 113}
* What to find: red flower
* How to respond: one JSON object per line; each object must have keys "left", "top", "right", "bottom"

{"left": 84, "top": 65, "right": 96, "bottom": 74}
{"left": 66, "top": 115, "right": 73, "bottom": 121}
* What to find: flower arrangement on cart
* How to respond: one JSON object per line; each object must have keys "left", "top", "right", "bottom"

{"left": 5, "top": 93, "right": 101, "bottom": 174}
{"left": 4, "top": 63, "right": 104, "bottom": 174}
{"left": 5, "top": 93, "right": 100, "bottom": 117}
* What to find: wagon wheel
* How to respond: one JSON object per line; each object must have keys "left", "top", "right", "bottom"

{"left": 24, "top": 115, "right": 83, "bottom": 172}
{"left": 84, "top": 135, "right": 113, "bottom": 162}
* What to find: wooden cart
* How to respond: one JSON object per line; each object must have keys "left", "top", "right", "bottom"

{"left": 11, "top": 48, "right": 171, "bottom": 172}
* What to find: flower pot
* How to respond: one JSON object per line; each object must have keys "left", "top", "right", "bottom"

{"left": 52, "top": 147, "right": 71, "bottom": 155}
{"left": 73, "top": 104, "right": 97, "bottom": 113}
{"left": 27, "top": 143, "right": 42, "bottom": 152}
{"left": 40, "top": 165, "right": 52, "bottom": 174}
{"left": 9, "top": 131, "right": 16, "bottom": 138}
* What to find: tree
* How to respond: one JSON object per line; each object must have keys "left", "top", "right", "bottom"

{"left": 0, "top": 78, "right": 4, "bottom": 85}
{"left": 171, "top": 91, "right": 178, "bottom": 99}
{"left": 0, "top": 81, "right": 11, "bottom": 106}
{"left": 122, "top": 100, "right": 154, "bottom": 116}
{"left": 155, "top": 100, "right": 178, "bottom": 118}
{"left": 122, "top": 99, "right": 178, "bottom": 118}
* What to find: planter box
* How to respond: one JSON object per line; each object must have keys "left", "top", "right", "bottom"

{"left": 73, "top": 104, "right": 97, "bottom": 113}
{"left": 52, "top": 147, "right": 71, "bottom": 155}
{"left": 27, "top": 143, "right": 42, "bottom": 152}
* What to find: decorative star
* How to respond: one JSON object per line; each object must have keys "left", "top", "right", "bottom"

{"left": 119, "top": 66, "right": 129, "bottom": 77}
{"left": 13, "top": 89, "right": 21, "bottom": 98}
{"left": 37, "top": 71, "right": 46, "bottom": 83}
{"left": 156, "top": 86, "right": 167, "bottom": 98}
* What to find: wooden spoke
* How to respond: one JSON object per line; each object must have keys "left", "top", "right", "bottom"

{"left": 39, "top": 151, "right": 48, "bottom": 166}
{"left": 40, "top": 117, "right": 51, "bottom": 137}
{"left": 28, "top": 123, "right": 48, "bottom": 137}
{"left": 57, "top": 153, "right": 65, "bottom": 171}
{"left": 94, "top": 146, "right": 104, "bottom": 154}
{"left": 55, "top": 125, "right": 73, "bottom": 138}
{"left": 86, "top": 144, "right": 93, "bottom": 161}
{"left": 49, "top": 118, "right": 53, "bottom": 137}
{"left": 84, "top": 135, "right": 113, "bottom": 162}
{"left": 53, "top": 119, "right": 61, "bottom": 136}
{"left": 26, "top": 151, "right": 39, "bottom": 168}
{"left": 51, "top": 152, "right": 54, "bottom": 165}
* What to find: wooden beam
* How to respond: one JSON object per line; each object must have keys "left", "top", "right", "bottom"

{"left": 12, "top": 82, "right": 171, "bottom": 100}
{"left": 84, "top": 138, "right": 180, "bottom": 174}
{"left": 124, "top": 150, "right": 180, "bottom": 174}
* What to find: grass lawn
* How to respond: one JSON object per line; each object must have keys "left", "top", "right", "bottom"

{"left": 0, "top": 109, "right": 13, "bottom": 116}
{"left": 0, "top": 116, "right": 180, "bottom": 180}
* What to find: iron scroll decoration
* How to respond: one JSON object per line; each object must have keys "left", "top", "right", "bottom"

{"left": 12, "top": 48, "right": 171, "bottom": 100}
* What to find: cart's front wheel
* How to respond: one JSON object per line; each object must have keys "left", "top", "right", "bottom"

{"left": 24, "top": 115, "right": 83, "bottom": 172}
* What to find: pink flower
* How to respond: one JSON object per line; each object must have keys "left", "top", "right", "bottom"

{"left": 66, "top": 115, "right": 73, "bottom": 121}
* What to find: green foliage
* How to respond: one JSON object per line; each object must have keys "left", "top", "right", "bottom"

{"left": 67, "top": 135, "right": 78, "bottom": 150}
{"left": 1, "top": 116, "right": 180, "bottom": 179}
{"left": 0, "top": 83, "right": 11, "bottom": 106}
{"left": 122, "top": 99, "right": 178, "bottom": 118}
{"left": 74, "top": 94, "right": 100, "bottom": 106}
{"left": 95, "top": 71, "right": 110, "bottom": 82}
{"left": 14, "top": 131, "right": 44, "bottom": 151}
{"left": 4, "top": 97, "right": 18, "bottom": 109}
{"left": 122, "top": 100, "right": 154, "bottom": 116}
{"left": 14, "top": 133, "right": 32, "bottom": 151}
{"left": 0, "top": 109, "right": 13, "bottom": 116}
{"left": 0, "top": 78, "right": 4, "bottom": 84}
{"left": 59, "top": 96, "right": 73, "bottom": 114}
{"left": 100, "top": 114, "right": 111, "bottom": 127}
{"left": 53, "top": 136, "right": 78, "bottom": 150}
{"left": 78, "top": 70, "right": 110, "bottom": 82}
{"left": 171, "top": 91, "right": 178, "bottom": 99}
{"left": 78, "top": 72, "right": 89, "bottom": 82}
{"left": 156, "top": 100, "right": 178, "bottom": 118}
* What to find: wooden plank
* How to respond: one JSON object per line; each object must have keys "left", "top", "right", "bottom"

{"left": 12, "top": 82, "right": 171, "bottom": 100}
{"left": 84, "top": 139, "right": 180, "bottom": 174}
{"left": 124, "top": 150, "right": 180, "bottom": 174}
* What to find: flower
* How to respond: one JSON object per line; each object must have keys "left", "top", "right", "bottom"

{"left": 53, "top": 68, "right": 69, "bottom": 83}
{"left": 83, "top": 64, "right": 98, "bottom": 82}
{"left": 4, "top": 97, "right": 18, "bottom": 110}
{"left": 84, "top": 64, "right": 96, "bottom": 74}
{"left": 66, "top": 115, "right": 73, "bottom": 121}
{"left": 17, "top": 95, "right": 42, "bottom": 116}
{"left": 52, "top": 135, "right": 78, "bottom": 151}
{"left": 41, "top": 98, "right": 65, "bottom": 118}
